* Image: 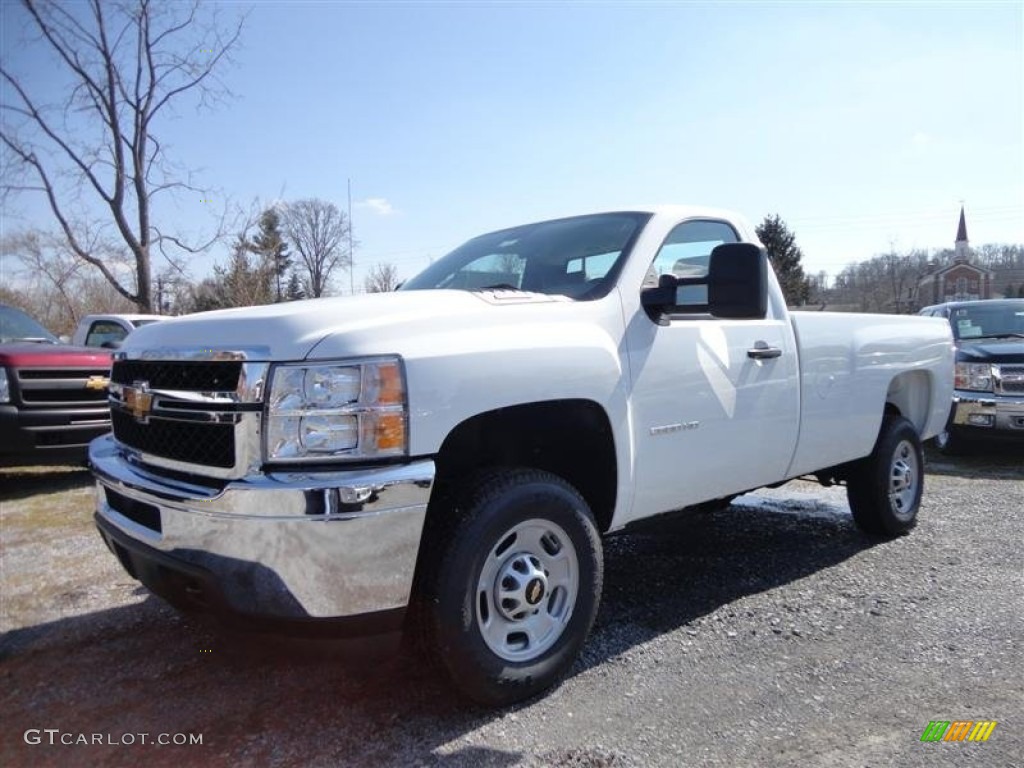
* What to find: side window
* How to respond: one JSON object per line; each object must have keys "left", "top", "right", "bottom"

{"left": 644, "top": 219, "right": 740, "bottom": 305}
{"left": 84, "top": 321, "right": 127, "bottom": 347}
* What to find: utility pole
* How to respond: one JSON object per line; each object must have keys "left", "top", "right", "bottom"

{"left": 348, "top": 178, "right": 355, "bottom": 296}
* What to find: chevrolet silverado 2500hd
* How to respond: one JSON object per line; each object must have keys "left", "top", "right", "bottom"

{"left": 90, "top": 206, "right": 954, "bottom": 705}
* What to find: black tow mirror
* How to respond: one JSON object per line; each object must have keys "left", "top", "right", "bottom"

{"left": 640, "top": 242, "right": 769, "bottom": 324}
{"left": 707, "top": 243, "right": 768, "bottom": 319}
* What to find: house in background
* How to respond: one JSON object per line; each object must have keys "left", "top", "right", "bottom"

{"left": 918, "top": 206, "right": 995, "bottom": 304}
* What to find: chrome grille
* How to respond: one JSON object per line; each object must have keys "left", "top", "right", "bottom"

{"left": 996, "top": 365, "right": 1024, "bottom": 395}
{"left": 108, "top": 357, "right": 267, "bottom": 479}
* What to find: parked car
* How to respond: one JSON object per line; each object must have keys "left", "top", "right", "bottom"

{"left": 71, "top": 313, "right": 167, "bottom": 348}
{"left": 919, "top": 298, "right": 1024, "bottom": 453}
{"left": 0, "top": 304, "right": 112, "bottom": 466}
{"left": 90, "top": 206, "right": 954, "bottom": 705}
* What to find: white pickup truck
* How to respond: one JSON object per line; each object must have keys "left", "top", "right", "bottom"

{"left": 90, "top": 206, "right": 954, "bottom": 705}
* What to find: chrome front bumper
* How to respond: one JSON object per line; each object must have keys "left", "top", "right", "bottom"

{"left": 951, "top": 391, "right": 1024, "bottom": 436}
{"left": 90, "top": 435, "right": 433, "bottom": 622}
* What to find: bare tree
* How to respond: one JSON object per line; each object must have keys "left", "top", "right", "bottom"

{"left": 0, "top": 0, "right": 244, "bottom": 311}
{"left": 364, "top": 262, "right": 399, "bottom": 293}
{"left": 1, "top": 228, "right": 136, "bottom": 333}
{"left": 281, "top": 198, "right": 352, "bottom": 298}
{"left": 1, "top": 230, "right": 84, "bottom": 324}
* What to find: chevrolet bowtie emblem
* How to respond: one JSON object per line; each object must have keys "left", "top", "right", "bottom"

{"left": 123, "top": 381, "right": 154, "bottom": 422}
{"left": 85, "top": 375, "right": 109, "bottom": 391}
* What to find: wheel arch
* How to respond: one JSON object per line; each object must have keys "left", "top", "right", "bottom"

{"left": 884, "top": 369, "right": 934, "bottom": 435}
{"left": 428, "top": 399, "right": 618, "bottom": 533}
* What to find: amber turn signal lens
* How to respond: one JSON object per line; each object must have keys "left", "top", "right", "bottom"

{"left": 375, "top": 412, "right": 405, "bottom": 451}
{"left": 375, "top": 362, "right": 404, "bottom": 405}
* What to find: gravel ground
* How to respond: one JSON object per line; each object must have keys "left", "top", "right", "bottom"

{"left": 1, "top": 448, "right": 1022, "bottom": 767}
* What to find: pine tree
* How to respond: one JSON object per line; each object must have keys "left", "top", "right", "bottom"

{"left": 1005, "top": 283, "right": 1015, "bottom": 299}
{"left": 755, "top": 214, "right": 811, "bottom": 306}
{"left": 209, "top": 235, "right": 275, "bottom": 308}
{"left": 249, "top": 208, "right": 291, "bottom": 302}
{"left": 284, "top": 271, "right": 306, "bottom": 301}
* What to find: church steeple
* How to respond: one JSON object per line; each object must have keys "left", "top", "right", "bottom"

{"left": 954, "top": 205, "right": 969, "bottom": 263}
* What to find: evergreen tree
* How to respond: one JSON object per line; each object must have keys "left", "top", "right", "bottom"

{"left": 1005, "top": 283, "right": 1015, "bottom": 299}
{"left": 1018, "top": 284, "right": 1024, "bottom": 299}
{"left": 207, "top": 234, "right": 275, "bottom": 309}
{"left": 249, "top": 208, "right": 291, "bottom": 301}
{"left": 284, "top": 270, "right": 306, "bottom": 301}
{"left": 755, "top": 214, "right": 811, "bottom": 306}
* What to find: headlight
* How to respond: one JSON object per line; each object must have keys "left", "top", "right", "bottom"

{"left": 0, "top": 368, "right": 9, "bottom": 403}
{"left": 266, "top": 358, "right": 407, "bottom": 461}
{"left": 954, "top": 362, "right": 993, "bottom": 392}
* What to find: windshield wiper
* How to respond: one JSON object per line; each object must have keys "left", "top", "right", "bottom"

{"left": 970, "top": 333, "right": 1024, "bottom": 340}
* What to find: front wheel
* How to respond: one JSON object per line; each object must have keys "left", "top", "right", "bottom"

{"left": 847, "top": 415, "right": 924, "bottom": 536}
{"left": 419, "top": 468, "right": 603, "bottom": 706}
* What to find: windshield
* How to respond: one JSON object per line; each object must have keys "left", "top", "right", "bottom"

{"left": 948, "top": 301, "right": 1024, "bottom": 340}
{"left": 401, "top": 212, "right": 652, "bottom": 299}
{"left": 0, "top": 304, "right": 60, "bottom": 343}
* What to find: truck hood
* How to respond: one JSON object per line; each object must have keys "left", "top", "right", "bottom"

{"left": 956, "top": 338, "right": 1024, "bottom": 364}
{"left": 121, "top": 290, "right": 572, "bottom": 361}
{"left": 0, "top": 343, "right": 112, "bottom": 367}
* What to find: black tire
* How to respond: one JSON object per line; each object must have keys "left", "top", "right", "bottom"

{"left": 417, "top": 467, "right": 603, "bottom": 706}
{"left": 933, "top": 423, "right": 967, "bottom": 456}
{"left": 847, "top": 415, "right": 924, "bottom": 536}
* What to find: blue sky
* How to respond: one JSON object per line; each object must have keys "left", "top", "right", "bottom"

{"left": 2, "top": 1, "right": 1022, "bottom": 291}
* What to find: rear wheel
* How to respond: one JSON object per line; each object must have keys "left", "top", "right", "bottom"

{"left": 847, "top": 415, "right": 923, "bottom": 536}
{"left": 417, "top": 468, "right": 603, "bottom": 706}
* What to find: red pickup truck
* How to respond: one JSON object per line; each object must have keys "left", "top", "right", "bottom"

{"left": 0, "top": 303, "right": 112, "bottom": 467}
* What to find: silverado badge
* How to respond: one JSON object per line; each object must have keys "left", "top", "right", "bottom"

{"left": 123, "top": 381, "right": 154, "bottom": 422}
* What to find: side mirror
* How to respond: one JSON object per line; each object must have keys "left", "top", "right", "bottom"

{"left": 640, "top": 242, "right": 768, "bottom": 323}
{"left": 707, "top": 243, "right": 768, "bottom": 319}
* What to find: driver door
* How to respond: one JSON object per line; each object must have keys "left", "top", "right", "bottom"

{"left": 624, "top": 219, "right": 800, "bottom": 524}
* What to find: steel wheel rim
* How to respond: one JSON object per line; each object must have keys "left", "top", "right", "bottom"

{"left": 888, "top": 438, "right": 919, "bottom": 520}
{"left": 476, "top": 518, "right": 579, "bottom": 662}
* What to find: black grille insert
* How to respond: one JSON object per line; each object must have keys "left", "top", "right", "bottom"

{"left": 112, "top": 410, "right": 235, "bottom": 468}
{"left": 105, "top": 487, "right": 162, "bottom": 533}
{"left": 112, "top": 361, "right": 242, "bottom": 392}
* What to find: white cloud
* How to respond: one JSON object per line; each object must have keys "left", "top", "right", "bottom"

{"left": 358, "top": 198, "right": 396, "bottom": 216}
